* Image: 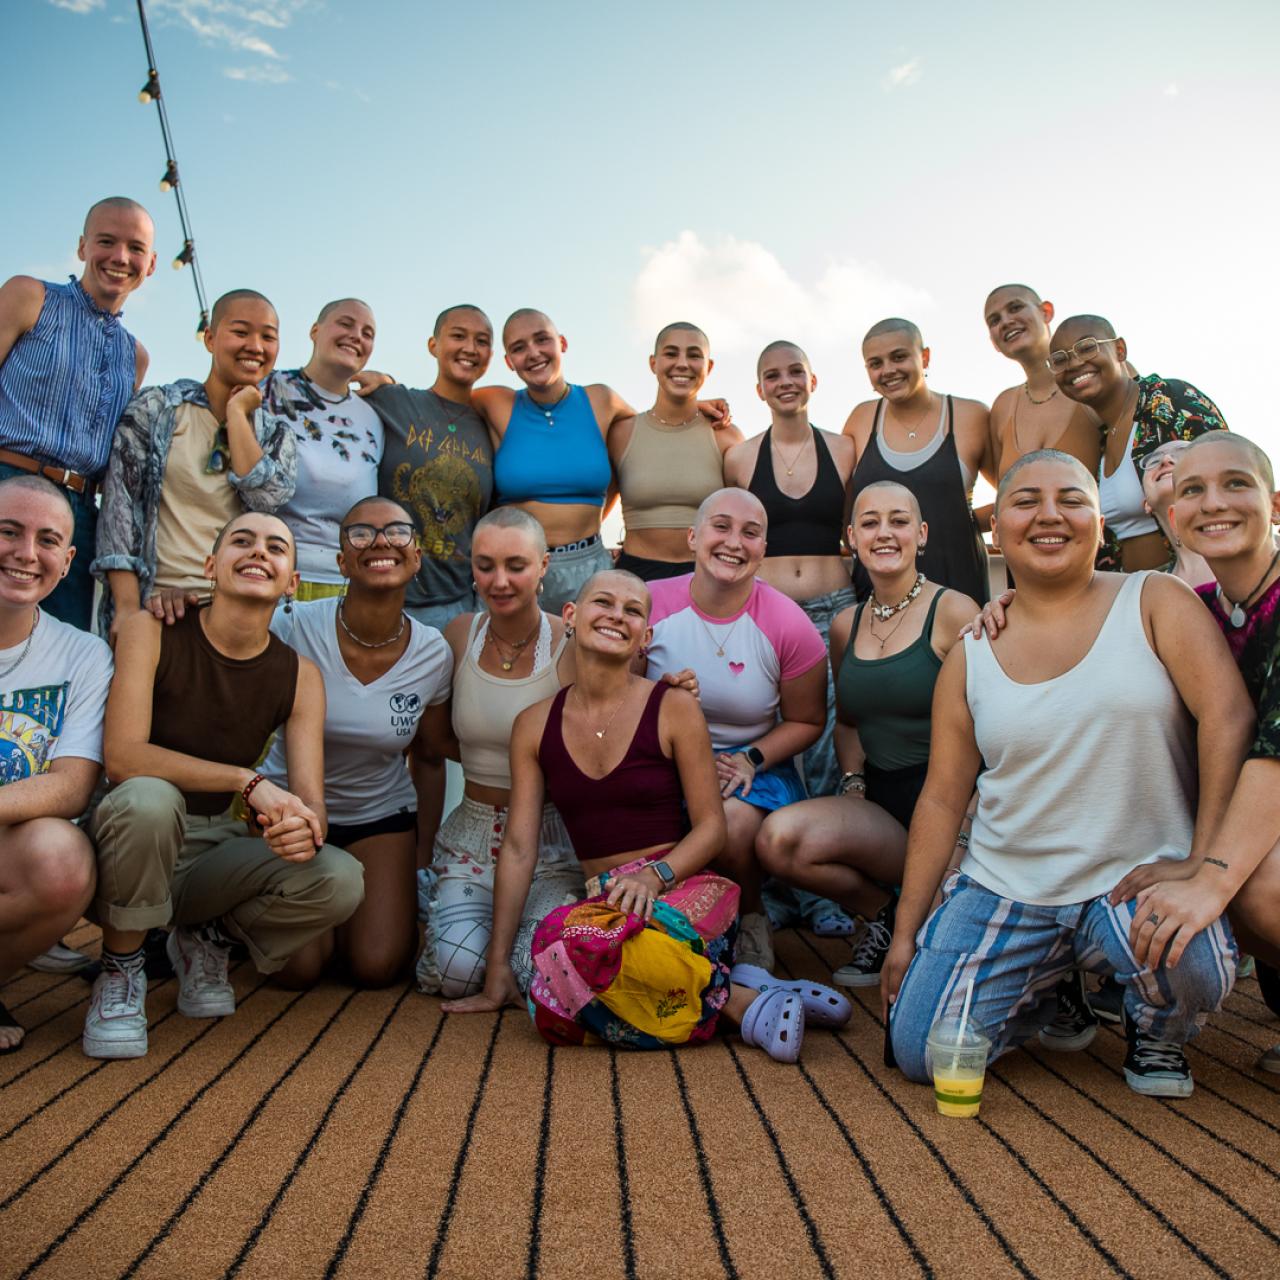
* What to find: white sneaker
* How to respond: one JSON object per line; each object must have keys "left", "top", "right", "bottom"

{"left": 167, "top": 928, "right": 235, "bottom": 1018}
{"left": 29, "top": 940, "right": 94, "bottom": 974}
{"left": 83, "top": 964, "right": 148, "bottom": 1059}
{"left": 736, "top": 911, "right": 776, "bottom": 972}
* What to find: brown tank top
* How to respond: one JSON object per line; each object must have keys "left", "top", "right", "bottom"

{"left": 149, "top": 607, "right": 299, "bottom": 816}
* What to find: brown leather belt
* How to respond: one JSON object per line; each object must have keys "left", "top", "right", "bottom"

{"left": 0, "top": 449, "right": 95, "bottom": 498}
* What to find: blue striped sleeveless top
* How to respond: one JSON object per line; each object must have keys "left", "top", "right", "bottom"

{"left": 0, "top": 277, "right": 138, "bottom": 477}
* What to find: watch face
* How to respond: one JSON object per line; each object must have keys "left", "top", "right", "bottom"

{"left": 746, "top": 747, "right": 765, "bottom": 767}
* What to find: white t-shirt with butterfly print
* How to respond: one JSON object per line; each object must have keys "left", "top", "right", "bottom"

{"left": 644, "top": 574, "right": 826, "bottom": 753}
{"left": 261, "top": 598, "right": 452, "bottom": 824}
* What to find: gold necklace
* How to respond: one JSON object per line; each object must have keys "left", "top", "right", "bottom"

{"left": 1022, "top": 382, "right": 1059, "bottom": 406}
{"left": 695, "top": 611, "right": 743, "bottom": 658}
{"left": 886, "top": 395, "right": 933, "bottom": 441}
{"left": 486, "top": 617, "right": 540, "bottom": 671}
{"left": 771, "top": 431, "right": 811, "bottom": 477}
{"left": 1106, "top": 382, "right": 1139, "bottom": 438}
{"left": 652, "top": 407, "right": 701, "bottom": 428}
{"left": 574, "top": 682, "right": 632, "bottom": 739}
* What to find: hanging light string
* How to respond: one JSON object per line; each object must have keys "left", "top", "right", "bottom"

{"left": 135, "top": 0, "right": 210, "bottom": 337}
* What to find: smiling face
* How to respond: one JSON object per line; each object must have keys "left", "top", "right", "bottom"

{"left": 205, "top": 513, "right": 297, "bottom": 603}
{"left": 689, "top": 489, "right": 767, "bottom": 587}
{"left": 1171, "top": 438, "right": 1280, "bottom": 562}
{"left": 205, "top": 298, "right": 280, "bottom": 390}
{"left": 650, "top": 327, "right": 712, "bottom": 400}
{"left": 756, "top": 344, "right": 816, "bottom": 417}
{"left": 503, "top": 311, "right": 566, "bottom": 390}
{"left": 337, "top": 498, "right": 421, "bottom": 590}
{"left": 991, "top": 455, "right": 1103, "bottom": 581}
{"left": 77, "top": 203, "right": 156, "bottom": 312}
{"left": 1049, "top": 320, "right": 1125, "bottom": 405}
{"left": 310, "top": 300, "right": 376, "bottom": 378}
{"left": 0, "top": 485, "right": 75, "bottom": 608}
{"left": 984, "top": 286, "right": 1051, "bottom": 361}
{"left": 862, "top": 331, "right": 929, "bottom": 401}
{"left": 564, "top": 570, "right": 652, "bottom": 658}
{"left": 429, "top": 307, "right": 493, "bottom": 389}
{"left": 471, "top": 522, "right": 548, "bottom": 617}
{"left": 850, "top": 483, "right": 926, "bottom": 580}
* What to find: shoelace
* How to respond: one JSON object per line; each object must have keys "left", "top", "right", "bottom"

{"left": 849, "top": 920, "right": 893, "bottom": 971}
{"left": 196, "top": 938, "right": 230, "bottom": 986}
{"left": 1131, "top": 1037, "right": 1186, "bottom": 1072}
{"left": 99, "top": 965, "right": 143, "bottom": 1015}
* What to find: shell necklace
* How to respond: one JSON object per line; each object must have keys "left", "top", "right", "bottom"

{"left": 869, "top": 572, "right": 925, "bottom": 622}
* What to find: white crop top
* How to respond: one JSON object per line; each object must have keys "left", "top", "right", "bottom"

{"left": 1099, "top": 423, "right": 1159, "bottom": 540}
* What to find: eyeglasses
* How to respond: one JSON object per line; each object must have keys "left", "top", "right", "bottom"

{"left": 341, "top": 521, "right": 417, "bottom": 549}
{"left": 1046, "top": 337, "right": 1121, "bottom": 372}
{"left": 1139, "top": 442, "right": 1193, "bottom": 474}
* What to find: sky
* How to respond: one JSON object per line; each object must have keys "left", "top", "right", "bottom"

{"left": 8, "top": 0, "right": 1280, "bottom": 479}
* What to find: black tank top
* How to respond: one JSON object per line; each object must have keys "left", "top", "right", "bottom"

{"left": 848, "top": 397, "right": 988, "bottom": 604}
{"left": 749, "top": 427, "right": 845, "bottom": 558}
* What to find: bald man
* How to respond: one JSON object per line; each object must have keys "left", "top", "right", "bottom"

{"left": 983, "top": 284, "right": 1101, "bottom": 480}
{"left": 0, "top": 197, "right": 156, "bottom": 630}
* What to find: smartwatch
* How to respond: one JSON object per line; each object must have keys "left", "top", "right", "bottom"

{"left": 744, "top": 746, "right": 766, "bottom": 769}
{"left": 648, "top": 860, "right": 676, "bottom": 887}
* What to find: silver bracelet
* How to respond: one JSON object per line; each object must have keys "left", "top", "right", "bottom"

{"left": 838, "top": 771, "right": 867, "bottom": 797}
{"left": 955, "top": 830, "right": 970, "bottom": 849}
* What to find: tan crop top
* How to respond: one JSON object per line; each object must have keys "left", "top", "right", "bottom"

{"left": 618, "top": 412, "right": 725, "bottom": 531}
{"left": 452, "top": 613, "right": 568, "bottom": 789}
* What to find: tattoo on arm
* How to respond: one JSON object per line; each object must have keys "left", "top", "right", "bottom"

{"left": 1204, "top": 857, "right": 1229, "bottom": 869}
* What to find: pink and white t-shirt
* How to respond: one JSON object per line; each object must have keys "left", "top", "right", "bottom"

{"left": 646, "top": 575, "right": 826, "bottom": 752}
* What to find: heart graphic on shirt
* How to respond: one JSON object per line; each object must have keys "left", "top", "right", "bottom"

{"left": 729, "top": 661, "right": 745, "bottom": 674}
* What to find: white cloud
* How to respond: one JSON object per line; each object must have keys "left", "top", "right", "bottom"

{"left": 884, "top": 57, "right": 922, "bottom": 90}
{"left": 150, "top": 1, "right": 314, "bottom": 59}
{"left": 223, "top": 64, "right": 292, "bottom": 83}
{"left": 46, "top": 0, "right": 104, "bottom": 13}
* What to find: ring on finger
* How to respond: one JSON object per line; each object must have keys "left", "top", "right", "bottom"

{"left": 1148, "top": 912, "right": 1160, "bottom": 927}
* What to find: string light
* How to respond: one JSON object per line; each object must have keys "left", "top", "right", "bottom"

{"left": 134, "top": 0, "right": 208, "bottom": 339}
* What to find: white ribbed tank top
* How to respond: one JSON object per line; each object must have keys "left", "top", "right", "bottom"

{"left": 960, "top": 572, "right": 1195, "bottom": 905}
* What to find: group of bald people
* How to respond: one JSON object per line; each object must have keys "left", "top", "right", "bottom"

{"left": 1, "top": 194, "right": 1277, "bottom": 1105}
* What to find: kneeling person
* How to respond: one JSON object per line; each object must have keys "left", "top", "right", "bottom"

{"left": 884, "top": 451, "right": 1250, "bottom": 1097}
{"left": 83, "top": 513, "right": 364, "bottom": 1059}
{"left": 0, "top": 477, "right": 113, "bottom": 1051}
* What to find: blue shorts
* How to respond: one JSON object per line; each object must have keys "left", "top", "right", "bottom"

{"left": 727, "top": 754, "right": 805, "bottom": 813}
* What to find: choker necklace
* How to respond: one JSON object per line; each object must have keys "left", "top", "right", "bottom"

{"left": 869, "top": 572, "right": 925, "bottom": 622}
{"left": 486, "top": 617, "right": 540, "bottom": 670}
{"left": 338, "top": 600, "right": 406, "bottom": 649}
{"left": 0, "top": 607, "right": 39, "bottom": 679}
{"left": 298, "top": 369, "right": 348, "bottom": 406}
{"left": 652, "top": 408, "right": 701, "bottom": 428}
{"left": 530, "top": 383, "right": 572, "bottom": 428}
{"left": 1216, "top": 547, "right": 1280, "bottom": 629}
{"left": 1022, "top": 382, "right": 1059, "bottom": 406}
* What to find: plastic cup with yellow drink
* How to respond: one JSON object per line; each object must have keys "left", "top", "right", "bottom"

{"left": 926, "top": 1015, "right": 991, "bottom": 1118}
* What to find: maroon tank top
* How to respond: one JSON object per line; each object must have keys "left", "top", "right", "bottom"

{"left": 538, "top": 681, "right": 687, "bottom": 860}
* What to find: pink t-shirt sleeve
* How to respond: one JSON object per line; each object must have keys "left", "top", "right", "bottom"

{"left": 750, "top": 582, "right": 827, "bottom": 680}
{"left": 646, "top": 574, "right": 693, "bottom": 629}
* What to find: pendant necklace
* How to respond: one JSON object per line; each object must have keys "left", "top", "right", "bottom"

{"left": 868, "top": 606, "right": 910, "bottom": 651}
{"left": 772, "top": 431, "right": 811, "bottom": 477}
{"left": 1216, "top": 547, "right": 1280, "bottom": 629}
{"left": 695, "top": 611, "right": 743, "bottom": 658}
{"left": 431, "top": 389, "right": 468, "bottom": 435}
{"left": 338, "top": 601, "right": 406, "bottom": 649}
{"left": 486, "top": 617, "right": 540, "bottom": 670}
{"left": 869, "top": 573, "right": 925, "bottom": 622}
{"left": 530, "top": 383, "right": 572, "bottom": 428}
{"left": 575, "top": 683, "right": 630, "bottom": 739}
{"left": 0, "top": 608, "right": 39, "bottom": 679}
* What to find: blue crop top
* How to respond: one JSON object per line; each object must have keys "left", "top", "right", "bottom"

{"left": 493, "top": 384, "right": 612, "bottom": 506}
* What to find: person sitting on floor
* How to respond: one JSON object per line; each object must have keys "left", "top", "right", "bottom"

{"left": 442, "top": 569, "right": 849, "bottom": 1059}
{"left": 82, "top": 512, "right": 364, "bottom": 1060}
{"left": 882, "top": 449, "right": 1250, "bottom": 1098}
{"left": 0, "top": 477, "right": 113, "bottom": 1052}
{"left": 757, "top": 481, "right": 977, "bottom": 989}
{"left": 642, "top": 487, "right": 827, "bottom": 972}
{"left": 259, "top": 497, "right": 454, "bottom": 988}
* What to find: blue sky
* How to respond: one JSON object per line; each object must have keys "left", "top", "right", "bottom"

{"left": 9, "top": 0, "right": 1280, "bottom": 469}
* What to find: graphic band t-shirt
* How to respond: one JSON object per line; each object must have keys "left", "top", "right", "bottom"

{"left": 644, "top": 574, "right": 826, "bottom": 752}
{"left": 262, "top": 597, "right": 453, "bottom": 824}
{"left": 0, "top": 612, "right": 113, "bottom": 782}
{"left": 369, "top": 386, "right": 493, "bottom": 609}
{"left": 266, "top": 370, "right": 384, "bottom": 584}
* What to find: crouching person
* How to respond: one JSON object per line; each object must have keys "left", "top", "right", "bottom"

{"left": 883, "top": 451, "right": 1249, "bottom": 1098}
{"left": 0, "top": 477, "right": 113, "bottom": 1052}
{"left": 82, "top": 512, "right": 364, "bottom": 1059}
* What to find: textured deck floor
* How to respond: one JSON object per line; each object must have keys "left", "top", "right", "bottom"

{"left": 2, "top": 922, "right": 1278, "bottom": 1280}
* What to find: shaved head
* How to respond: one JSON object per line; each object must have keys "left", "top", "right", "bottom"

{"left": 83, "top": 196, "right": 152, "bottom": 236}
{"left": 694, "top": 486, "right": 768, "bottom": 532}
{"left": 1051, "top": 314, "right": 1117, "bottom": 347}
{"left": 985, "top": 282, "right": 1042, "bottom": 310}
{"left": 575, "top": 568, "right": 651, "bottom": 614}
{"left": 503, "top": 308, "right": 556, "bottom": 345}
{"left": 1178, "top": 432, "right": 1274, "bottom": 491}
{"left": 863, "top": 317, "right": 923, "bottom": 349}
{"left": 434, "top": 304, "right": 491, "bottom": 337}
{"left": 854, "top": 480, "right": 922, "bottom": 523}
{"left": 996, "top": 448, "right": 1099, "bottom": 511}
{"left": 757, "top": 340, "right": 810, "bottom": 377}
{"left": 210, "top": 288, "right": 276, "bottom": 330}
{"left": 0, "top": 474, "right": 74, "bottom": 526}
{"left": 316, "top": 297, "right": 372, "bottom": 324}
{"left": 654, "top": 321, "right": 709, "bottom": 354}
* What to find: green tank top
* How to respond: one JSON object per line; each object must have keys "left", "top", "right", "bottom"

{"left": 836, "top": 589, "right": 945, "bottom": 771}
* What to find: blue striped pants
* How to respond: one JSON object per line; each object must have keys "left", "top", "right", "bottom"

{"left": 889, "top": 873, "right": 1237, "bottom": 1083}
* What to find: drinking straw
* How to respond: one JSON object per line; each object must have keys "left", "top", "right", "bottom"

{"left": 954, "top": 975, "right": 976, "bottom": 1071}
